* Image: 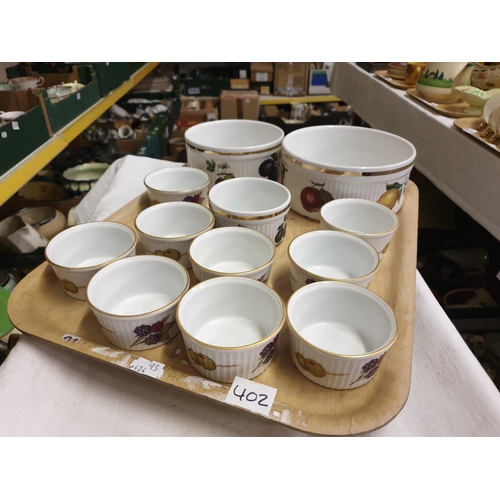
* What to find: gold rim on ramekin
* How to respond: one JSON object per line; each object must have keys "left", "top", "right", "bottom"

{"left": 287, "top": 230, "right": 380, "bottom": 283}
{"left": 45, "top": 221, "right": 138, "bottom": 272}
{"left": 287, "top": 281, "right": 398, "bottom": 359}
{"left": 85, "top": 256, "right": 191, "bottom": 319}
{"left": 210, "top": 203, "right": 290, "bottom": 221}
{"left": 143, "top": 169, "right": 209, "bottom": 196}
{"left": 188, "top": 229, "right": 276, "bottom": 277}
{"left": 176, "top": 278, "right": 286, "bottom": 351}
{"left": 134, "top": 207, "right": 215, "bottom": 242}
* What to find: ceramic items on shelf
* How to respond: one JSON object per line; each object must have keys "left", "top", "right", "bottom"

{"left": 477, "top": 93, "right": 500, "bottom": 144}
{"left": 405, "top": 62, "right": 426, "bottom": 86}
{"left": 0, "top": 269, "right": 19, "bottom": 292}
{"left": 0, "top": 83, "right": 20, "bottom": 91}
{"left": 415, "top": 62, "right": 470, "bottom": 103}
{"left": 61, "top": 163, "right": 109, "bottom": 196}
{"left": 387, "top": 62, "right": 407, "bottom": 80}
{"left": 0, "top": 111, "right": 25, "bottom": 125}
{"left": 109, "top": 104, "right": 130, "bottom": 119}
{"left": 0, "top": 214, "right": 48, "bottom": 254}
{"left": 15, "top": 206, "right": 67, "bottom": 240}
{"left": 9, "top": 76, "right": 45, "bottom": 90}
{"left": 454, "top": 86, "right": 500, "bottom": 115}
{"left": 471, "top": 63, "right": 500, "bottom": 90}
{"left": 47, "top": 86, "right": 72, "bottom": 104}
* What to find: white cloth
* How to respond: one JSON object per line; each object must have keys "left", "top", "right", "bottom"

{"left": 73, "top": 155, "right": 184, "bottom": 224}
{"left": 2, "top": 154, "right": 500, "bottom": 437}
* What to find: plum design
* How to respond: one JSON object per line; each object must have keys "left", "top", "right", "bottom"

{"left": 300, "top": 181, "right": 333, "bottom": 213}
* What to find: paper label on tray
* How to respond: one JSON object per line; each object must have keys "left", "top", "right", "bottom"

{"left": 225, "top": 376, "right": 277, "bottom": 416}
{"left": 12, "top": 121, "right": 19, "bottom": 130}
{"left": 130, "top": 357, "right": 165, "bottom": 379}
{"left": 1, "top": 131, "right": 7, "bottom": 139}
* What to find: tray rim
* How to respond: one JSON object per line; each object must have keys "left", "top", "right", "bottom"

{"left": 406, "top": 88, "right": 481, "bottom": 118}
{"left": 454, "top": 116, "right": 500, "bottom": 155}
{"left": 374, "top": 69, "right": 413, "bottom": 90}
{"left": 7, "top": 183, "right": 419, "bottom": 436}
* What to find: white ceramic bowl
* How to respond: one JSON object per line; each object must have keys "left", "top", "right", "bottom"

{"left": 185, "top": 119, "right": 284, "bottom": 190}
{"left": 287, "top": 280, "right": 397, "bottom": 389}
{"left": 134, "top": 202, "right": 215, "bottom": 269}
{"left": 16, "top": 206, "right": 67, "bottom": 240}
{"left": 45, "top": 221, "right": 137, "bottom": 300}
{"left": 189, "top": 227, "right": 276, "bottom": 283}
{"left": 483, "top": 93, "right": 500, "bottom": 127}
{"left": 176, "top": 276, "right": 285, "bottom": 383}
{"left": 288, "top": 230, "right": 379, "bottom": 292}
{"left": 208, "top": 177, "right": 291, "bottom": 245}
{"left": 281, "top": 125, "right": 416, "bottom": 220}
{"left": 143, "top": 166, "right": 210, "bottom": 205}
{"left": 86, "top": 255, "right": 190, "bottom": 350}
{"left": 320, "top": 198, "right": 399, "bottom": 259}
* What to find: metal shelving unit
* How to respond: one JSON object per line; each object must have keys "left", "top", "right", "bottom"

{"left": 0, "top": 63, "right": 160, "bottom": 206}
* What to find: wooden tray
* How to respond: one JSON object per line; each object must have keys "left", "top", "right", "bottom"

{"left": 7, "top": 182, "right": 419, "bottom": 436}
{"left": 375, "top": 70, "right": 413, "bottom": 90}
{"left": 406, "top": 88, "right": 481, "bottom": 118}
{"left": 454, "top": 117, "right": 500, "bottom": 155}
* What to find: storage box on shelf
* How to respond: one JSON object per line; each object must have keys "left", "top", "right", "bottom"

{"left": 250, "top": 62, "right": 274, "bottom": 84}
{"left": 177, "top": 97, "right": 219, "bottom": 130}
{"left": 183, "top": 76, "right": 229, "bottom": 97}
{"left": 93, "top": 63, "right": 131, "bottom": 97}
{"left": 135, "top": 114, "right": 168, "bottom": 159}
{"left": 182, "top": 66, "right": 231, "bottom": 97}
{"left": 0, "top": 89, "right": 51, "bottom": 177}
{"left": 220, "top": 90, "right": 259, "bottom": 120}
{"left": 38, "top": 65, "right": 101, "bottom": 134}
{"left": 274, "top": 62, "right": 309, "bottom": 96}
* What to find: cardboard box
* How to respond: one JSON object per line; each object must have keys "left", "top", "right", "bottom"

{"left": 230, "top": 78, "right": 250, "bottom": 90}
{"left": 177, "top": 97, "right": 219, "bottom": 130}
{"left": 219, "top": 90, "right": 259, "bottom": 120}
{"left": 273, "top": 62, "right": 309, "bottom": 96}
{"left": 251, "top": 62, "right": 274, "bottom": 83}
{"left": 250, "top": 82, "right": 272, "bottom": 95}
{"left": 183, "top": 77, "right": 229, "bottom": 96}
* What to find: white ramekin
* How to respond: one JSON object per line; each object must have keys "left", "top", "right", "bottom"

{"left": 176, "top": 276, "right": 285, "bottom": 383}
{"left": 45, "top": 221, "right": 137, "bottom": 300}
{"left": 287, "top": 280, "right": 397, "bottom": 390}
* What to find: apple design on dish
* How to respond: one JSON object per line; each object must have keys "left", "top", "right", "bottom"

{"left": 300, "top": 181, "right": 334, "bottom": 213}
